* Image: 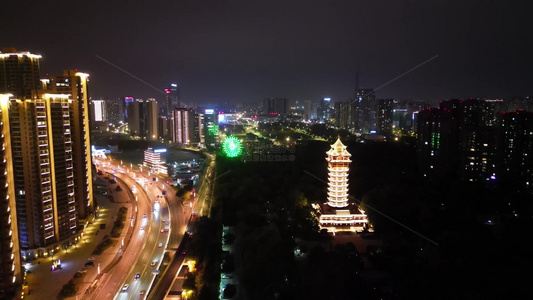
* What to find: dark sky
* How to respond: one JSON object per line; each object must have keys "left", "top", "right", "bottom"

{"left": 2, "top": 0, "right": 532, "bottom": 105}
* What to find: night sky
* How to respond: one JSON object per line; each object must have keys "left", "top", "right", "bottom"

{"left": 2, "top": 0, "right": 532, "bottom": 105}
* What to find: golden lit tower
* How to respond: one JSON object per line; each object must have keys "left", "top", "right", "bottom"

{"left": 326, "top": 138, "right": 351, "bottom": 208}
{"left": 318, "top": 138, "right": 368, "bottom": 232}
{"left": 0, "top": 94, "right": 21, "bottom": 299}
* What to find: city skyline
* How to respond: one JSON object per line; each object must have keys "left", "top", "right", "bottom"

{"left": 2, "top": 1, "right": 533, "bottom": 103}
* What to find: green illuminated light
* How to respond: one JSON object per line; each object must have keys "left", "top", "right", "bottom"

{"left": 222, "top": 136, "right": 243, "bottom": 158}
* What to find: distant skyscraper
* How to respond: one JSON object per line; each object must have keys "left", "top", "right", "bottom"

{"left": 334, "top": 99, "right": 354, "bottom": 129}
{"left": 377, "top": 99, "right": 394, "bottom": 136}
{"left": 127, "top": 99, "right": 144, "bottom": 136}
{"left": 0, "top": 94, "right": 22, "bottom": 299}
{"left": 123, "top": 96, "right": 134, "bottom": 119}
{"left": 127, "top": 98, "right": 158, "bottom": 140}
{"left": 303, "top": 100, "right": 312, "bottom": 121}
{"left": 354, "top": 89, "right": 376, "bottom": 133}
{"left": 0, "top": 48, "right": 41, "bottom": 99}
{"left": 172, "top": 107, "right": 195, "bottom": 144}
{"left": 90, "top": 99, "right": 106, "bottom": 122}
{"left": 164, "top": 83, "right": 180, "bottom": 117}
{"left": 263, "top": 98, "right": 288, "bottom": 115}
{"left": 317, "top": 97, "right": 333, "bottom": 122}
{"left": 146, "top": 98, "right": 158, "bottom": 141}
{"left": 203, "top": 108, "right": 218, "bottom": 146}
{"left": 106, "top": 98, "right": 124, "bottom": 125}
{"left": 158, "top": 115, "right": 171, "bottom": 141}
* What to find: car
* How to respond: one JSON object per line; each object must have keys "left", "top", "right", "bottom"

{"left": 165, "top": 221, "right": 169, "bottom": 225}
{"left": 140, "top": 290, "right": 146, "bottom": 295}
{"left": 158, "top": 242, "right": 163, "bottom": 247}
{"left": 87, "top": 257, "right": 95, "bottom": 261}
{"left": 134, "top": 273, "right": 140, "bottom": 279}
{"left": 84, "top": 261, "right": 94, "bottom": 267}
{"left": 163, "top": 228, "right": 169, "bottom": 232}
{"left": 121, "top": 284, "right": 129, "bottom": 291}
{"left": 150, "top": 261, "right": 157, "bottom": 267}
{"left": 143, "top": 213, "right": 147, "bottom": 218}
{"left": 181, "top": 250, "right": 186, "bottom": 255}
{"left": 102, "top": 191, "right": 108, "bottom": 196}
{"left": 140, "top": 226, "right": 144, "bottom": 231}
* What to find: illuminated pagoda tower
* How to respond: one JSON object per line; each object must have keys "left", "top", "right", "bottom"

{"left": 318, "top": 138, "right": 368, "bottom": 232}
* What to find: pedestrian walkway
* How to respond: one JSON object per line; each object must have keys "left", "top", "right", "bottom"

{"left": 24, "top": 176, "right": 134, "bottom": 300}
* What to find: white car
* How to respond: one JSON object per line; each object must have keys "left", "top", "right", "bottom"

{"left": 158, "top": 242, "right": 163, "bottom": 248}
{"left": 151, "top": 261, "right": 157, "bottom": 267}
{"left": 122, "top": 284, "right": 129, "bottom": 291}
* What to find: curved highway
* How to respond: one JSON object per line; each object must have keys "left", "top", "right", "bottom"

{"left": 89, "top": 159, "right": 170, "bottom": 300}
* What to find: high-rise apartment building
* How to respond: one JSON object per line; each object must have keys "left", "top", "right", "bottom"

{"left": 377, "top": 99, "right": 394, "bottom": 136}
{"left": 0, "top": 49, "right": 41, "bottom": 99}
{"left": 417, "top": 99, "right": 505, "bottom": 183}
{"left": 44, "top": 70, "right": 93, "bottom": 221}
{"left": 334, "top": 99, "right": 354, "bottom": 129}
{"left": 106, "top": 98, "right": 124, "bottom": 125}
{"left": 9, "top": 95, "right": 84, "bottom": 258}
{"left": 172, "top": 107, "right": 202, "bottom": 145}
{"left": 0, "top": 94, "right": 22, "bottom": 300}
{"left": 498, "top": 111, "right": 533, "bottom": 192}
{"left": 146, "top": 98, "right": 158, "bottom": 141}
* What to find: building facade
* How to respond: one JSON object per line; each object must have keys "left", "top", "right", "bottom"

{"left": 44, "top": 70, "right": 94, "bottom": 220}
{"left": 0, "top": 49, "right": 41, "bottom": 99}
{"left": 0, "top": 94, "right": 22, "bottom": 299}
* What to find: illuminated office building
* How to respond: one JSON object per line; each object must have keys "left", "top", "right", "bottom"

{"left": 0, "top": 48, "right": 41, "bottom": 99}
{"left": 318, "top": 138, "right": 368, "bottom": 232}
{"left": 0, "top": 94, "right": 21, "bottom": 300}
{"left": 143, "top": 148, "right": 167, "bottom": 175}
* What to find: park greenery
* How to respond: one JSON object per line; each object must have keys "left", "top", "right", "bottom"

{"left": 197, "top": 137, "right": 533, "bottom": 300}
{"left": 110, "top": 206, "right": 128, "bottom": 238}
